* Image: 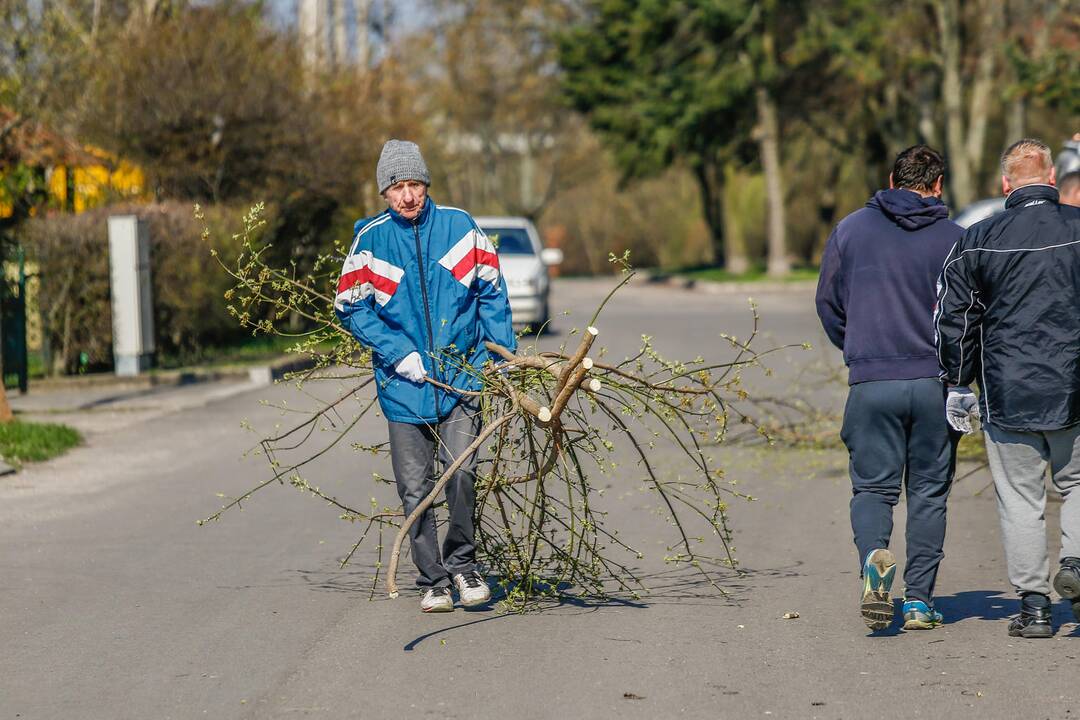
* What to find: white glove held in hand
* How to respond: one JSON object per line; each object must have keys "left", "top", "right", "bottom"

{"left": 946, "top": 386, "right": 981, "bottom": 434}
{"left": 394, "top": 352, "right": 428, "bottom": 383}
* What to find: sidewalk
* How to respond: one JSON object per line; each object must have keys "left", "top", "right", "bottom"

{"left": 10, "top": 354, "right": 314, "bottom": 436}
{"left": 645, "top": 272, "right": 819, "bottom": 295}
{"left": 25, "top": 353, "right": 314, "bottom": 393}
{"left": 10, "top": 376, "right": 262, "bottom": 436}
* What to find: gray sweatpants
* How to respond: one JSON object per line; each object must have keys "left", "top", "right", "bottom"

{"left": 984, "top": 423, "right": 1080, "bottom": 597}
{"left": 388, "top": 401, "right": 482, "bottom": 589}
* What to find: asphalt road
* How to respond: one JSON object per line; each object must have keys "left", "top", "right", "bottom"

{"left": 1, "top": 278, "right": 1076, "bottom": 719}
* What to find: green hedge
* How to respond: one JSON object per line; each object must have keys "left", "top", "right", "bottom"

{"left": 20, "top": 202, "right": 257, "bottom": 375}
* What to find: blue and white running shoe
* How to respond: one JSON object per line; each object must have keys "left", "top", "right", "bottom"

{"left": 902, "top": 599, "right": 944, "bottom": 630}
{"left": 861, "top": 548, "right": 896, "bottom": 630}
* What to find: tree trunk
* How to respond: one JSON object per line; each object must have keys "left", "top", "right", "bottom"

{"left": 814, "top": 160, "right": 842, "bottom": 264}
{"left": 935, "top": 0, "right": 974, "bottom": 208}
{"left": 917, "top": 78, "right": 939, "bottom": 147}
{"left": 964, "top": 0, "right": 1001, "bottom": 187}
{"left": 299, "top": 0, "right": 329, "bottom": 71}
{"left": 91, "top": 0, "right": 102, "bottom": 42}
{"left": 756, "top": 86, "right": 789, "bottom": 277}
{"left": 332, "top": 0, "right": 349, "bottom": 67}
{"left": 0, "top": 385, "right": 12, "bottom": 423}
{"left": 693, "top": 159, "right": 737, "bottom": 270}
{"left": 721, "top": 165, "right": 750, "bottom": 274}
{"left": 356, "top": 0, "right": 372, "bottom": 68}
{"left": 1006, "top": 96, "right": 1025, "bottom": 144}
{"left": 0, "top": 283, "right": 8, "bottom": 421}
{"left": 934, "top": 0, "right": 1000, "bottom": 208}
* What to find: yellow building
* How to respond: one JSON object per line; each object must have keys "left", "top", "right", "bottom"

{"left": 0, "top": 107, "right": 145, "bottom": 216}
{"left": 0, "top": 108, "right": 146, "bottom": 375}
{"left": 45, "top": 149, "right": 145, "bottom": 213}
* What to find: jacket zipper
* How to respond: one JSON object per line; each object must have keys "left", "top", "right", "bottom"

{"left": 412, "top": 220, "right": 438, "bottom": 391}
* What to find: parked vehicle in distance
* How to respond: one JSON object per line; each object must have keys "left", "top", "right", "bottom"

{"left": 475, "top": 216, "right": 563, "bottom": 329}
{"left": 953, "top": 197, "right": 1006, "bottom": 229}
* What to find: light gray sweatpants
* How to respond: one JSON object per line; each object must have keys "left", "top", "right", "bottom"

{"left": 984, "top": 423, "right": 1080, "bottom": 597}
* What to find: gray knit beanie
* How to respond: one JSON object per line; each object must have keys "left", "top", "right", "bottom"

{"left": 377, "top": 139, "right": 430, "bottom": 194}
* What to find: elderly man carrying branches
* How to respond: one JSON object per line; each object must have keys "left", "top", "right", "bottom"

{"left": 334, "top": 139, "right": 516, "bottom": 613}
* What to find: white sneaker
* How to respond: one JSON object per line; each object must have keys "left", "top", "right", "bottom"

{"left": 452, "top": 571, "right": 492, "bottom": 607}
{"left": 420, "top": 586, "right": 454, "bottom": 613}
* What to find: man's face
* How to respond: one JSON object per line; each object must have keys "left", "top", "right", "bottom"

{"left": 384, "top": 180, "right": 428, "bottom": 220}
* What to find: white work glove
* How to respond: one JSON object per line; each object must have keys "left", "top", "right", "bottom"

{"left": 394, "top": 352, "right": 428, "bottom": 383}
{"left": 946, "top": 386, "right": 981, "bottom": 434}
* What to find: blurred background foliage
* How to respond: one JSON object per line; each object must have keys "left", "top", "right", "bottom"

{"left": 0, "top": 0, "right": 1076, "bottom": 374}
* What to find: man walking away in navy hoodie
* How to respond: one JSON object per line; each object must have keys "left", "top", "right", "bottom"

{"left": 816, "top": 145, "right": 962, "bottom": 632}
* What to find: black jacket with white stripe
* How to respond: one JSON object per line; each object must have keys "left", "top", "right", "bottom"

{"left": 936, "top": 184, "right": 1080, "bottom": 431}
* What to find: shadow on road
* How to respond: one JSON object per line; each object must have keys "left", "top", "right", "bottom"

{"left": 620, "top": 563, "right": 789, "bottom": 607}
{"left": 401, "top": 587, "right": 647, "bottom": 652}
{"left": 891, "top": 590, "right": 1080, "bottom": 636}
{"left": 863, "top": 593, "right": 1017, "bottom": 637}
{"left": 934, "top": 589, "right": 1017, "bottom": 622}
{"left": 291, "top": 562, "right": 755, "bottom": 607}
{"left": 403, "top": 613, "right": 516, "bottom": 652}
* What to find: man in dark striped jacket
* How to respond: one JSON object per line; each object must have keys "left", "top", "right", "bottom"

{"left": 936, "top": 138, "right": 1080, "bottom": 638}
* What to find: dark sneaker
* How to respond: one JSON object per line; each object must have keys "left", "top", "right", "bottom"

{"left": 452, "top": 570, "right": 492, "bottom": 607}
{"left": 420, "top": 586, "right": 454, "bottom": 613}
{"left": 1053, "top": 557, "right": 1080, "bottom": 623}
{"left": 860, "top": 548, "right": 896, "bottom": 630}
{"left": 1008, "top": 593, "right": 1053, "bottom": 638}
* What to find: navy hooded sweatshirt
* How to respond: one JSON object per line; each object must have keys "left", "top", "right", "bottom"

{"left": 815, "top": 188, "right": 962, "bottom": 385}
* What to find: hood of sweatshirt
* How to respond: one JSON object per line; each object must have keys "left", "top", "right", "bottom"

{"left": 867, "top": 188, "right": 949, "bottom": 231}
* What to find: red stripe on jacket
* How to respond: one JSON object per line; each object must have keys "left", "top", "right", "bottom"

{"left": 450, "top": 248, "right": 501, "bottom": 281}
{"left": 337, "top": 267, "right": 400, "bottom": 297}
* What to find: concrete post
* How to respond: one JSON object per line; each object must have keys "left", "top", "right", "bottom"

{"left": 108, "top": 215, "right": 155, "bottom": 376}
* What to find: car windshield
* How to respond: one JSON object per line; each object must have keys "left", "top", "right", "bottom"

{"left": 482, "top": 228, "right": 534, "bottom": 255}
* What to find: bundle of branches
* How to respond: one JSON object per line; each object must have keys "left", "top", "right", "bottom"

{"left": 199, "top": 204, "right": 799, "bottom": 610}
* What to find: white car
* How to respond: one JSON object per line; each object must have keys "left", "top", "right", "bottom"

{"left": 953, "top": 197, "right": 1006, "bottom": 228}
{"left": 475, "top": 216, "right": 563, "bottom": 329}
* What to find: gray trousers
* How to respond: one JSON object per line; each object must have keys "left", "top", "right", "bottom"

{"left": 388, "top": 401, "right": 482, "bottom": 589}
{"left": 841, "top": 378, "right": 958, "bottom": 603}
{"left": 984, "top": 423, "right": 1080, "bottom": 597}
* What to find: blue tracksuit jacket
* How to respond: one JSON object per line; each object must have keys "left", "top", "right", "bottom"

{"left": 335, "top": 197, "right": 516, "bottom": 423}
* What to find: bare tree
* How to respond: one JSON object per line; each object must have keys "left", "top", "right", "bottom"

{"left": 933, "top": 0, "right": 1002, "bottom": 207}
{"left": 417, "top": 0, "right": 589, "bottom": 219}
{"left": 753, "top": 1, "right": 790, "bottom": 277}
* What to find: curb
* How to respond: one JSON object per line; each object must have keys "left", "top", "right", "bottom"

{"left": 24, "top": 355, "right": 319, "bottom": 394}
{"left": 646, "top": 274, "right": 818, "bottom": 294}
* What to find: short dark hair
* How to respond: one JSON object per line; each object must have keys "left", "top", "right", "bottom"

{"left": 892, "top": 144, "right": 945, "bottom": 193}
{"left": 1059, "top": 170, "right": 1080, "bottom": 194}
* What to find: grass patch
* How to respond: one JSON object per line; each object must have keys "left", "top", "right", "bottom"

{"left": 0, "top": 420, "right": 81, "bottom": 466}
{"left": 957, "top": 429, "right": 987, "bottom": 463}
{"left": 676, "top": 265, "right": 820, "bottom": 283}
